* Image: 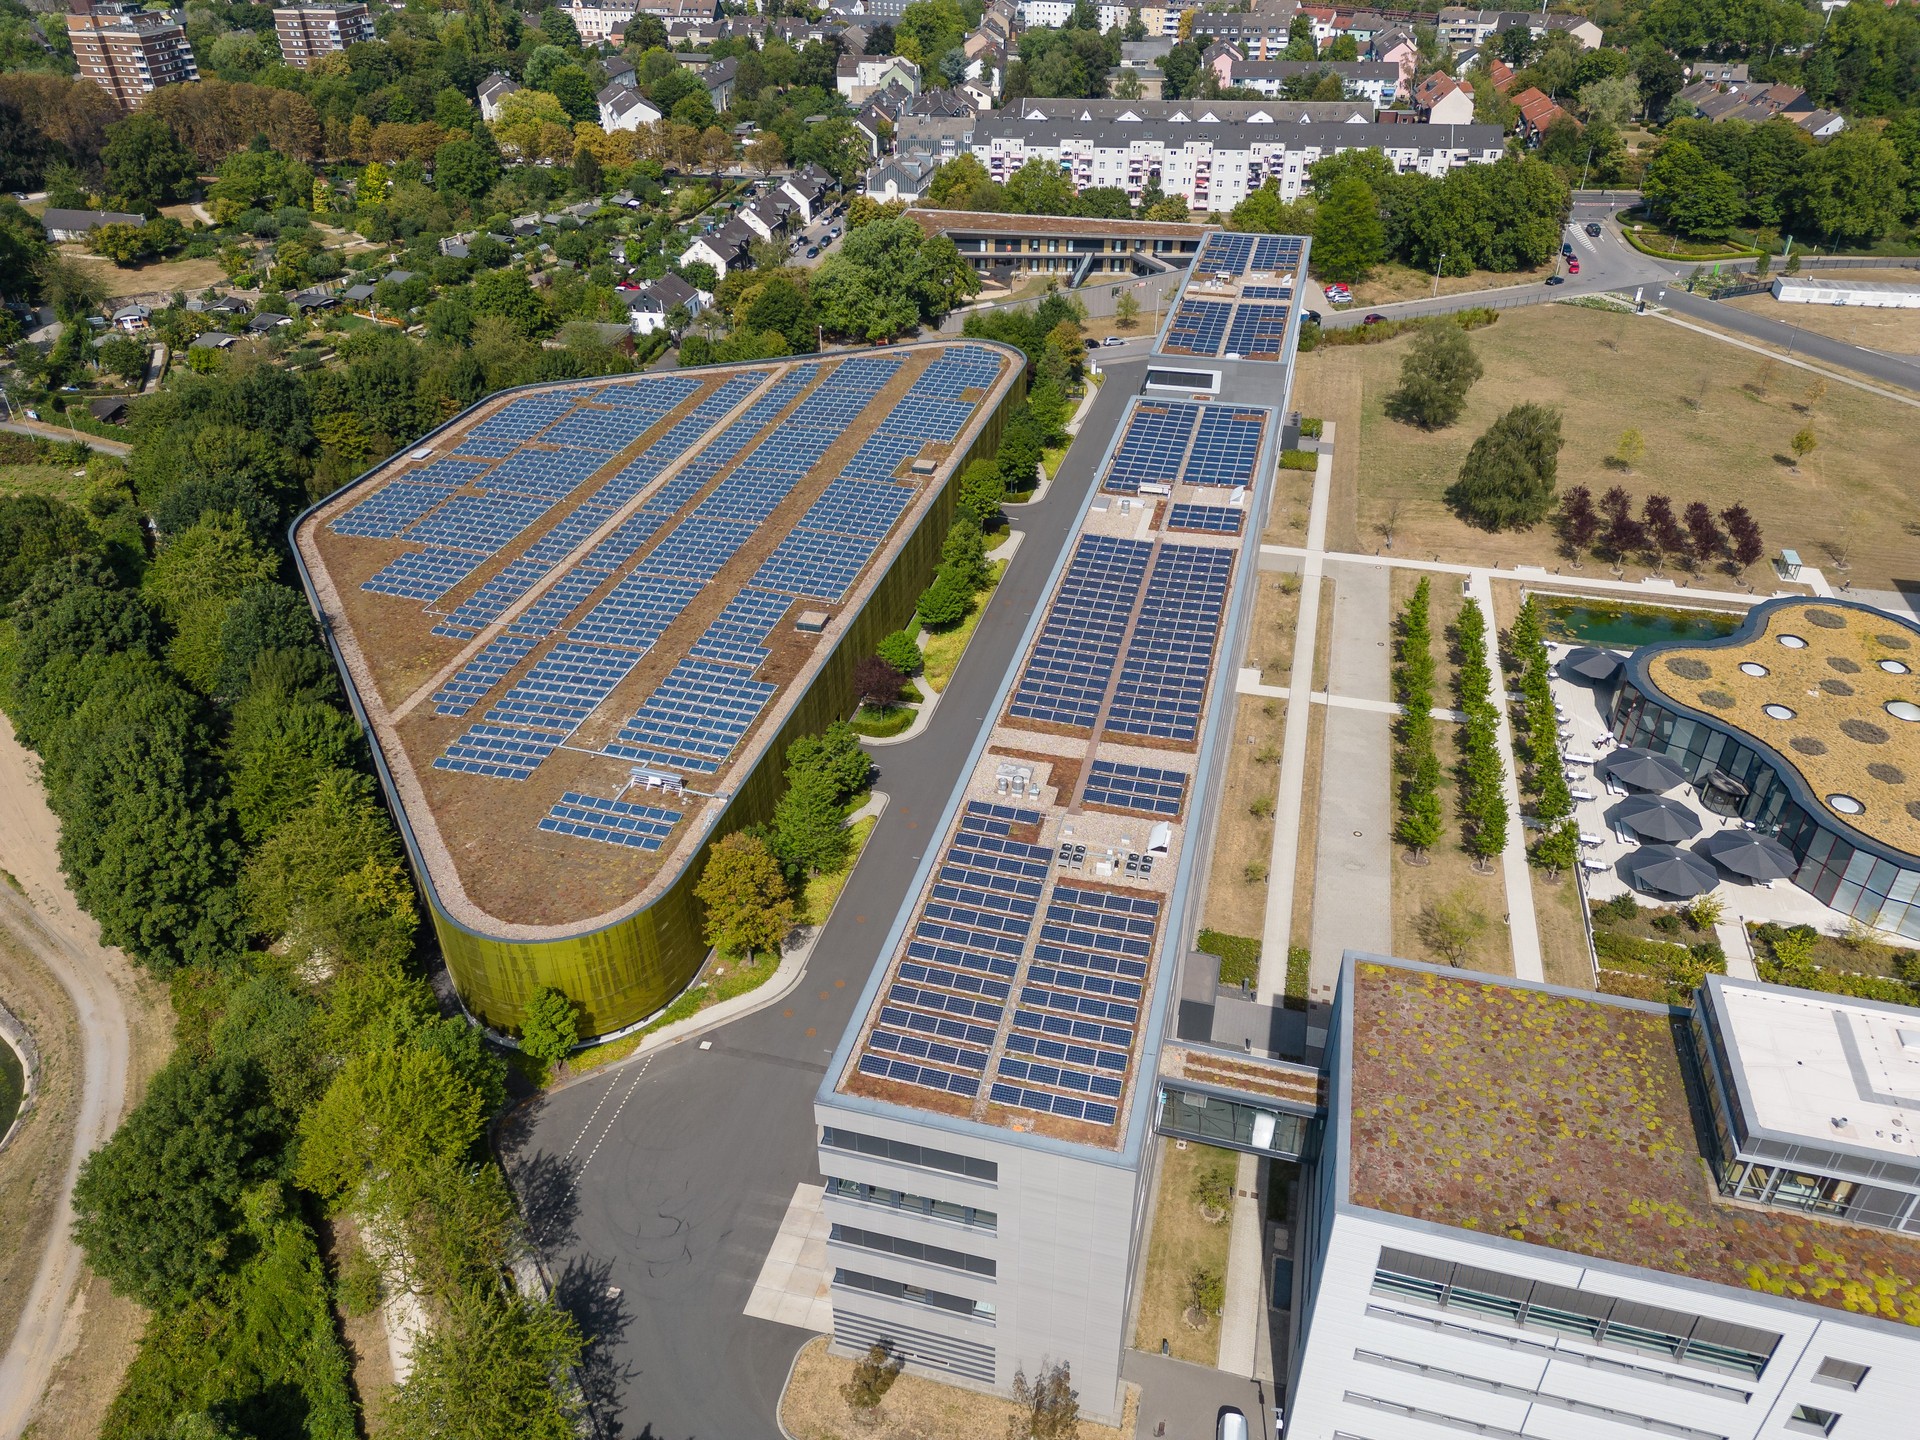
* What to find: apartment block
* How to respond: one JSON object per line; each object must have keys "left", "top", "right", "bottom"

{"left": 67, "top": 0, "right": 198, "bottom": 110}
{"left": 272, "top": 3, "right": 375, "bottom": 67}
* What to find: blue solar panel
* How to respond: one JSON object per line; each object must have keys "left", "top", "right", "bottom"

{"left": 432, "top": 633, "right": 540, "bottom": 717}
{"left": 509, "top": 567, "right": 607, "bottom": 639}
{"left": 578, "top": 511, "right": 668, "bottom": 573}
{"left": 1007, "top": 535, "right": 1151, "bottom": 729}
{"left": 432, "top": 722, "right": 561, "bottom": 780}
{"left": 1166, "top": 502, "right": 1244, "bottom": 535}
{"left": 1184, "top": 406, "right": 1266, "bottom": 488}
{"left": 406, "top": 458, "right": 492, "bottom": 488}
{"left": 435, "top": 556, "right": 554, "bottom": 633}
{"left": 470, "top": 394, "right": 574, "bottom": 440}
{"left": 484, "top": 641, "right": 644, "bottom": 729}
{"left": 454, "top": 437, "right": 520, "bottom": 459}
{"left": 1196, "top": 231, "right": 1255, "bottom": 275}
{"left": 1251, "top": 234, "right": 1303, "bottom": 271}
{"left": 401, "top": 493, "right": 553, "bottom": 554}
{"left": 481, "top": 447, "right": 609, "bottom": 500}
{"left": 604, "top": 659, "right": 776, "bottom": 773}
{"left": 362, "top": 548, "right": 486, "bottom": 601}
{"left": 565, "top": 572, "right": 703, "bottom": 650}
{"left": 799, "top": 479, "right": 913, "bottom": 538}
{"left": 539, "top": 791, "right": 683, "bottom": 850}
{"left": 332, "top": 481, "right": 454, "bottom": 539}
{"left": 751, "top": 529, "right": 878, "bottom": 602}
{"left": 1083, "top": 758, "right": 1188, "bottom": 816}
{"left": 635, "top": 516, "right": 754, "bottom": 581}
{"left": 1164, "top": 298, "right": 1233, "bottom": 356}
{"left": 1223, "top": 303, "right": 1291, "bottom": 361}
{"left": 1106, "top": 401, "right": 1199, "bottom": 495}
{"left": 521, "top": 502, "right": 619, "bottom": 568}
{"left": 1104, "top": 544, "right": 1233, "bottom": 743}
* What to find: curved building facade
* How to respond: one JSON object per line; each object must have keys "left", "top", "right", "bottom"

{"left": 1611, "top": 597, "right": 1920, "bottom": 940}
{"left": 293, "top": 344, "right": 1022, "bottom": 1037}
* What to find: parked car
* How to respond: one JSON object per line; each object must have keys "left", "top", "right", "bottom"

{"left": 1302, "top": 309, "right": 1322, "bottom": 325}
{"left": 805, "top": 246, "right": 819, "bottom": 258}
{"left": 1323, "top": 283, "right": 1350, "bottom": 302}
{"left": 1362, "top": 312, "right": 1385, "bottom": 324}
{"left": 1083, "top": 337, "right": 1101, "bottom": 349}
{"left": 1567, "top": 258, "right": 1580, "bottom": 274}
{"left": 1218, "top": 1410, "right": 1248, "bottom": 1440}
{"left": 1585, "top": 221, "right": 1603, "bottom": 237}
{"left": 1561, "top": 241, "right": 1574, "bottom": 256}
{"left": 1102, "top": 335, "right": 1125, "bottom": 346}
{"left": 1545, "top": 274, "right": 1566, "bottom": 285}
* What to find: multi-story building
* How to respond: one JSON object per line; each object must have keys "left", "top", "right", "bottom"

{"left": 1017, "top": 0, "right": 1129, "bottom": 30}
{"left": 564, "top": 0, "right": 718, "bottom": 40}
{"left": 66, "top": 0, "right": 198, "bottom": 110}
{"left": 969, "top": 102, "right": 1504, "bottom": 211}
{"left": 1206, "top": 50, "right": 1405, "bottom": 108}
{"left": 271, "top": 3, "right": 374, "bottom": 67}
{"left": 905, "top": 207, "right": 1212, "bottom": 280}
{"left": 1191, "top": 0, "right": 1306, "bottom": 60}
{"left": 1291, "top": 956, "right": 1920, "bottom": 1440}
{"left": 813, "top": 228, "right": 1317, "bottom": 1420}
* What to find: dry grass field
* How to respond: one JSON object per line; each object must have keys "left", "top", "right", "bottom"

{"left": 1204, "top": 694, "right": 1285, "bottom": 941}
{"left": 1329, "top": 260, "right": 1549, "bottom": 309}
{"left": 61, "top": 245, "right": 228, "bottom": 302}
{"left": 1130, "top": 1138, "right": 1234, "bottom": 1365}
{"left": 1724, "top": 269, "right": 1920, "bottom": 354}
{"left": 1294, "top": 303, "right": 1920, "bottom": 592}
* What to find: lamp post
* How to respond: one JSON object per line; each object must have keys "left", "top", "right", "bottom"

{"left": 1432, "top": 251, "right": 1446, "bottom": 297}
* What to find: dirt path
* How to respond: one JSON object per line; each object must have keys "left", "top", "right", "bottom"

{"left": 0, "top": 719, "right": 166, "bottom": 1440}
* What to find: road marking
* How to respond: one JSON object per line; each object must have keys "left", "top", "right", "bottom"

{"left": 571, "top": 1055, "right": 654, "bottom": 1179}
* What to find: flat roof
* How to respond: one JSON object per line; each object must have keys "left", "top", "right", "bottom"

{"left": 1634, "top": 598, "right": 1920, "bottom": 857}
{"left": 828, "top": 394, "right": 1273, "bottom": 1148}
{"left": 294, "top": 344, "right": 1017, "bottom": 939}
{"left": 1346, "top": 959, "right": 1920, "bottom": 1324}
{"left": 905, "top": 208, "right": 1212, "bottom": 242}
{"left": 1156, "top": 231, "right": 1306, "bottom": 363}
{"left": 1715, "top": 980, "right": 1920, "bottom": 1164}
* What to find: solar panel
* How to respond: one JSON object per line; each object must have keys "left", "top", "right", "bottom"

{"left": 752, "top": 529, "right": 879, "bottom": 602}
{"left": 470, "top": 394, "right": 574, "bottom": 440}
{"left": 538, "top": 791, "right": 683, "bottom": 850}
{"left": 483, "top": 641, "right": 644, "bottom": 729}
{"left": 1007, "top": 535, "right": 1151, "bottom": 729}
{"left": 1196, "top": 231, "right": 1254, "bottom": 276}
{"left": 400, "top": 492, "right": 553, "bottom": 554}
{"left": 362, "top": 547, "right": 486, "bottom": 601}
{"left": 799, "top": 479, "right": 913, "bottom": 538}
{"left": 1166, "top": 502, "right": 1245, "bottom": 535}
{"left": 604, "top": 658, "right": 776, "bottom": 772}
{"left": 435, "top": 556, "right": 554, "bottom": 634}
{"left": 1104, "top": 544, "right": 1234, "bottom": 743}
{"left": 1183, "top": 406, "right": 1265, "bottom": 488}
{"left": 332, "top": 481, "right": 455, "bottom": 540}
{"left": 1082, "top": 758, "right": 1188, "bottom": 817}
{"left": 432, "top": 721, "right": 561, "bottom": 781}
{"left": 521, "top": 502, "right": 620, "bottom": 568}
{"left": 432, "top": 633, "right": 540, "bottom": 716}
{"left": 1106, "top": 402, "right": 1199, "bottom": 495}
{"left": 1163, "top": 298, "right": 1233, "bottom": 357}
{"left": 1223, "top": 302, "right": 1291, "bottom": 361}
{"left": 634, "top": 516, "right": 754, "bottom": 581}
{"left": 509, "top": 567, "right": 607, "bottom": 639}
{"left": 481, "top": 447, "right": 609, "bottom": 500}
{"left": 565, "top": 572, "right": 703, "bottom": 650}
{"left": 1250, "top": 234, "right": 1303, "bottom": 271}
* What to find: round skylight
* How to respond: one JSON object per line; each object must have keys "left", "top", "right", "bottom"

{"left": 1763, "top": 703, "right": 1796, "bottom": 720}
{"left": 1828, "top": 794, "right": 1865, "bottom": 815}
{"left": 1740, "top": 662, "right": 1769, "bottom": 677}
{"left": 1779, "top": 634, "right": 1809, "bottom": 649}
{"left": 1880, "top": 659, "right": 1911, "bottom": 674}
{"left": 1888, "top": 701, "right": 1920, "bottom": 723}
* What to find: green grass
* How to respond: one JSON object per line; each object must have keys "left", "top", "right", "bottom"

{"left": 921, "top": 558, "right": 1007, "bottom": 694}
{"left": 850, "top": 704, "right": 913, "bottom": 737}
{"left": 1197, "top": 928, "right": 1261, "bottom": 989}
{"left": 1040, "top": 443, "right": 1068, "bottom": 479}
{"left": 0, "top": 463, "right": 89, "bottom": 504}
{"left": 1285, "top": 944, "right": 1311, "bottom": 1011}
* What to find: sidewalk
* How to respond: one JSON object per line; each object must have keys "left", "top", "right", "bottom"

{"left": 1467, "top": 570, "right": 1544, "bottom": 982}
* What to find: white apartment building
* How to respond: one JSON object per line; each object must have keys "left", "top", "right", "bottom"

{"left": 1017, "top": 0, "right": 1129, "bottom": 30}
{"left": 1225, "top": 58, "right": 1405, "bottom": 108}
{"left": 1292, "top": 959, "right": 1920, "bottom": 1440}
{"left": 968, "top": 108, "right": 1504, "bottom": 210}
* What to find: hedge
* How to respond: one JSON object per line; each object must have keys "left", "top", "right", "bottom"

{"left": 1755, "top": 960, "right": 1920, "bottom": 1005}
{"left": 1280, "top": 449, "right": 1317, "bottom": 471}
{"left": 1593, "top": 929, "right": 1724, "bottom": 975}
{"left": 1198, "top": 928, "right": 1261, "bottom": 989}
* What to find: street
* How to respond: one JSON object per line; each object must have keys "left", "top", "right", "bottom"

{"left": 501, "top": 364, "right": 1147, "bottom": 1440}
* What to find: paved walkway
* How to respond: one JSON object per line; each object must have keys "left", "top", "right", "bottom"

{"left": 1259, "top": 544, "right": 1785, "bottom": 605}
{"left": 1122, "top": 1350, "right": 1279, "bottom": 1440}
{"left": 1467, "top": 570, "right": 1544, "bottom": 982}
{"left": 1257, "top": 429, "right": 1333, "bottom": 1003}
{"left": 1217, "top": 1150, "right": 1268, "bottom": 1379}
{"left": 742, "top": 1182, "right": 832, "bottom": 1333}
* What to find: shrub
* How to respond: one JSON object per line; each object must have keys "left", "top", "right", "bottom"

{"left": 842, "top": 1343, "right": 904, "bottom": 1413}
{"left": 1192, "top": 1161, "right": 1235, "bottom": 1217}
{"left": 1187, "top": 1266, "right": 1225, "bottom": 1317}
{"left": 875, "top": 629, "right": 923, "bottom": 676}
{"left": 1299, "top": 416, "right": 1324, "bottom": 438}
{"left": 1197, "top": 928, "right": 1261, "bottom": 988}
{"left": 1279, "top": 449, "right": 1317, "bottom": 471}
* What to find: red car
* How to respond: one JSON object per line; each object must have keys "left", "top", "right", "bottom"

{"left": 1362, "top": 313, "right": 1385, "bottom": 325}
{"left": 1567, "top": 258, "right": 1581, "bottom": 274}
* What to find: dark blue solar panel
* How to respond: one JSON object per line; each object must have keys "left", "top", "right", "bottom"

{"left": 509, "top": 567, "right": 607, "bottom": 639}
{"left": 400, "top": 493, "right": 553, "bottom": 554}
{"left": 604, "top": 658, "right": 775, "bottom": 773}
{"left": 751, "top": 529, "right": 878, "bottom": 602}
{"left": 578, "top": 511, "right": 668, "bottom": 573}
{"left": 432, "top": 722, "right": 561, "bottom": 781}
{"left": 1106, "top": 401, "right": 1199, "bottom": 495}
{"left": 1251, "top": 234, "right": 1303, "bottom": 271}
{"left": 405, "top": 458, "right": 492, "bottom": 488}
{"left": 432, "top": 633, "right": 540, "bottom": 716}
{"left": 1223, "top": 303, "right": 1291, "bottom": 361}
{"left": 565, "top": 572, "right": 703, "bottom": 650}
{"left": 1104, "top": 544, "right": 1233, "bottom": 743}
{"left": 481, "top": 447, "right": 609, "bottom": 500}
{"left": 331, "top": 481, "right": 453, "bottom": 539}
{"left": 1196, "top": 231, "right": 1255, "bottom": 275}
{"left": 484, "top": 641, "right": 644, "bottom": 729}
{"left": 1184, "top": 406, "right": 1265, "bottom": 488}
{"left": 1007, "top": 535, "right": 1151, "bottom": 729}
{"left": 435, "top": 556, "right": 553, "bottom": 633}
{"left": 1163, "top": 298, "right": 1232, "bottom": 356}
{"left": 539, "top": 791, "right": 683, "bottom": 850}
{"left": 521, "top": 502, "right": 620, "bottom": 568}
{"left": 1166, "top": 502, "right": 1244, "bottom": 535}
{"left": 1083, "top": 758, "right": 1187, "bottom": 817}
{"left": 362, "top": 548, "right": 486, "bottom": 601}
{"left": 470, "top": 394, "right": 574, "bottom": 440}
{"left": 799, "top": 479, "right": 913, "bottom": 538}
{"left": 635, "top": 516, "right": 754, "bottom": 581}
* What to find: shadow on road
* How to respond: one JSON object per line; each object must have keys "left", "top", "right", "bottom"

{"left": 555, "top": 1253, "right": 636, "bottom": 1440}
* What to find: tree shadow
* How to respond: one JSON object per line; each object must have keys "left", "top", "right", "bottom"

{"left": 507, "top": 1145, "right": 582, "bottom": 1256}
{"left": 555, "top": 1254, "right": 635, "bottom": 1440}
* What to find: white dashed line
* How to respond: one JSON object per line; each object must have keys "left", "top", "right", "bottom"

{"left": 574, "top": 1056, "right": 653, "bottom": 1181}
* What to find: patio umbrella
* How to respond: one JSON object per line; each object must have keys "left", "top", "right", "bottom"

{"left": 1621, "top": 844, "right": 1721, "bottom": 899}
{"left": 1559, "top": 646, "right": 1624, "bottom": 685}
{"left": 1602, "top": 746, "right": 1690, "bottom": 793}
{"left": 1699, "top": 829, "right": 1799, "bottom": 882}
{"left": 1611, "top": 794, "right": 1703, "bottom": 843}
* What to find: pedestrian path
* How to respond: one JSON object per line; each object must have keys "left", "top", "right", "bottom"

{"left": 1467, "top": 570, "right": 1544, "bottom": 982}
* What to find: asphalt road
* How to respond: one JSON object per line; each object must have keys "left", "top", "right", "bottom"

{"left": 502, "top": 363, "right": 1146, "bottom": 1440}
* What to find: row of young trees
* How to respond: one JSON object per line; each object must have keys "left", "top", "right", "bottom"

{"left": 1555, "top": 486, "right": 1765, "bottom": 574}
{"left": 1508, "top": 598, "right": 1579, "bottom": 877}
{"left": 1452, "top": 596, "right": 1510, "bottom": 867}
{"left": 1393, "top": 578, "right": 1444, "bottom": 857}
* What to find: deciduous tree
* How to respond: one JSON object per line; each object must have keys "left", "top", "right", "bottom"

{"left": 1444, "top": 403, "right": 1564, "bottom": 530}
{"left": 694, "top": 831, "right": 796, "bottom": 958}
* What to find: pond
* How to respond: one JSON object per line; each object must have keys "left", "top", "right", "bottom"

{"left": 0, "top": 1037, "right": 21, "bottom": 1140}
{"left": 1537, "top": 596, "right": 1744, "bottom": 650}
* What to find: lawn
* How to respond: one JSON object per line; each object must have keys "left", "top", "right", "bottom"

{"left": 1204, "top": 694, "right": 1286, "bottom": 940}
{"left": 1132, "top": 1137, "right": 1235, "bottom": 1365}
{"left": 1723, "top": 270, "right": 1920, "bottom": 354}
{"left": 1297, "top": 302, "right": 1920, "bottom": 591}
{"left": 0, "top": 463, "right": 89, "bottom": 506}
{"left": 920, "top": 557, "right": 1007, "bottom": 693}
{"left": 1330, "top": 259, "right": 1547, "bottom": 309}
{"left": 61, "top": 246, "right": 227, "bottom": 301}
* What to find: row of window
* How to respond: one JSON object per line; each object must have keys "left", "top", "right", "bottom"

{"left": 832, "top": 1267, "right": 995, "bottom": 1323}
{"left": 826, "top": 1177, "right": 997, "bottom": 1232}
{"left": 1371, "top": 1250, "right": 1778, "bottom": 1379}
{"left": 829, "top": 1223, "right": 995, "bottom": 1278}
{"left": 822, "top": 1127, "right": 998, "bottom": 1183}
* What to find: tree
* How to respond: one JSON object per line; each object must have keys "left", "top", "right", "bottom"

{"left": 1311, "top": 175, "right": 1385, "bottom": 283}
{"left": 1579, "top": 73, "right": 1640, "bottom": 127}
{"left": 102, "top": 111, "right": 195, "bottom": 209}
{"left": 1114, "top": 290, "right": 1140, "bottom": 329}
{"left": 916, "top": 563, "right": 973, "bottom": 627}
{"left": 746, "top": 130, "right": 785, "bottom": 177}
{"left": 770, "top": 766, "right": 853, "bottom": 877}
{"left": 1790, "top": 425, "right": 1817, "bottom": 469}
{"left": 1529, "top": 821, "right": 1579, "bottom": 877}
{"left": 144, "top": 511, "right": 280, "bottom": 694}
{"left": 1383, "top": 321, "right": 1483, "bottom": 429}
{"left": 843, "top": 1344, "right": 905, "bottom": 1415}
{"left": 1612, "top": 428, "right": 1645, "bottom": 472}
{"left": 520, "top": 986, "right": 580, "bottom": 1068}
{"left": 1786, "top": 128, "right": 1909, "bottom": 246}
{"left": 387, "top": 1287, "right": 585, "bottom": 1440}
{"left": 1007, "top": 1361, "right": 1081, "bottom": 1440}
{"left": 786, "top": 723, "right": 872, "bottom": 803}
{"left": 876, "top": 630, "right": 924, "bottom": 676}
{"left": 214, "top": 582, "right": 319, "bottom": 701}
{"left": 0, "top": 496, "right": 95, "bottom": 606}
{"left": 695, "top": 831, "right": 796, "bottom": 958}
{"left": 956, "top": 456, "right": 1006, "bottom": 524}
{"left": 72, "top": 1055, "right": 283, "bottom": 1307}
{"left": 853, "top": 654, "right": 905, "bottom": 710}
{"left": 1415, "top": 890, "right": 1488, "bottom": 966}
{"left": 1444, "top": 403, "right": 1565, "bottom": 530}
{"left": 435, "top": 136, "right": 501, "bottom": 202}
{"left": 295, "top": 1042, "right": 494, "bottom": 1202}
{"left": 940, "top": 515, "right": 989, "bottom": 590}
{"left": 97, "top": 331, "right": 149, "bottom": 383}
{"left": 1684, "top": 501, "right": 1723, "bottom": 564}
{"left": 1642, "top": 140, "right": 1743, "bottom": 239}
{"left": 1557, "top": 486, "right": 1599, "bottom": 559}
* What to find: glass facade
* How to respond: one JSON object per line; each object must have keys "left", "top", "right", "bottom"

{"left": 1156, "top": 1085, "right": 1315, "bottom": 1159}
{"left": 1610, "top": 681, "right": 1920, "bottom": 940}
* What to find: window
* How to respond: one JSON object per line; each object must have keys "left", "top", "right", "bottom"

{"left": 830, "top": 1223, "right": 996, "bottom": 1277}
{"left": 1788, "top": 1405, "right": 1839, "bottom": 1436}
{"left": 820, "top": 1128, "right": 997, "bottom": 1182}
{"left": 1813, "top": 1360, "right": 1868, "bottom": 1392}
{"left": 827, "top": 1177, "right": 996, "bottom": 1231}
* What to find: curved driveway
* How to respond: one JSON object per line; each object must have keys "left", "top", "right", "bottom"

{"left": 502, "top": 362, "right": 1144, "bottom": 1440}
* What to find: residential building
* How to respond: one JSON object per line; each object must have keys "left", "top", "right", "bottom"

{"left": 780, "top": 163, "right": 839, "bottom": 223}
{"left": 1016, "top": 0, "right": 1128, "bottom": 29}
{"left": 107, "top": 306, "right": 149, "bottom": 334}
{"left": 602, "top": 53, "right": 636, "bottom": 87}
{"left": 1691, "top": 60, "right": 1751, "bottom": 86}
{"left": 1206, "top": 47, "right": 1405, "bottom": 108}
{"left": 271, "top": 3, "right": 374, "bottom": 67}
{"left": 905, "top": 208, "right": 1212, "bottom": 280}
{"left": 1434, "top": 7, "right": 1536, "bottom": 49}
{"left": 863, "top": 154, "right": 939, "bottom": 203}
{"left": 703, "top": 55, "right": 738, "bottom": 110}
{"left": 1509, "top": 84, "right": 1569, "bottom": 142}
{"left": 1190, "top": 3, "right": 1308, "bottom": 61}
{"left": 737, "top": 190, "right": 796, "bottom": 242}
{"left": 66, "top": 0, "right": 199, "bottom": 110}
{"left": 1411, "top": 70, "right": 1475, "bottom": 124}
{"left": 477, "top": 73, "right": 520, "bottom": 122}
{"left": 1545, "top": 13, "right": 1604, "bottom": 49}
{"left": 1367, "top": 25, "right": 1421, "bottom": 83}
{"left": 837, "top": 53, "right": 922, "bottom": 103}
{"left": 1677, "top": 79, "right": 1846, "bottom": 137}
{"left": 563, "top": 0, "right": 717, "bottom": 39}
{"left": 969, "top": 103, "right": 1503, "bottom": 210}
{"left": 681, "top": 217, "right": 754, "bottom": 276}
{"left": 41, "top": 207, "right": 144, "bottom": 242}
{"left": 622, "top": 272, "right": 707, "bottom": 334}
{"left": 1290, "top": 955, "right": 1920, "bottom": 1440}
{"left": 1135, "top": 3, "right": 1185, "bottom": 37}
{"left": 598, "top": 83, "right": 663, "bottom": 131}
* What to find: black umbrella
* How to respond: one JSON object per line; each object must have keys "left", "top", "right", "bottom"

{"left": 1699, "top": 829, "right": 1799, "bottom": 882}
{"left": 1603, "top": 746, "right": 1690, "bottom": 793}
{"left": 1611, "top": 794, "right": 1703, "bottom": 843}
{"left": 1560, "top": 646, "right": 1624, "bottom": 685}
{"left": 1621, "top": 844, "right": 1721, "bottom": 898}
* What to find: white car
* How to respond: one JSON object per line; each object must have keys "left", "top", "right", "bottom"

{"left": 1323, "top": 284, "right": 1351, "bottom": 302}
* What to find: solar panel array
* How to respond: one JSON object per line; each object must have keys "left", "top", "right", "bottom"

{"left": 1162, "top": 298, "right": 1232, "bottom": 357}
{"left": 990, "top": 882, "right": 1161, "bottom": 1127}
{"left": 1224, "top": 303, "right": 1290, "bottom": 361}
{"left": 1167, "top": 233, "right": 1305, "bottom": 360}
{"left": 1082, "top": 758, "right": 1187, "bottom": 818}
{"left": 1105, "top": 546, "right": 1234, "bottom": 743}
{"left": 1187, "top": 407, "right": 1265, "bottom": 487}
{"left": 1007, "top": 536, "right": 1152, "bottom": 729}
{"left": 1194, "top": 232, "right": 1305, "bottom": 276}
{"left": 855, "top": 802, "right": 1047, "bottom": 1103}
{"left": 604, "top": 658, "right": 777, "bottom": 773}
{"left": 538, "top": 791, "right": 683, "bottom": 850}
{"left": 1167, "top": 502, "right": 1245, "bottom": 535}
{"left": 1106, "top": 402, "right": 1198, "bottom": 495}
